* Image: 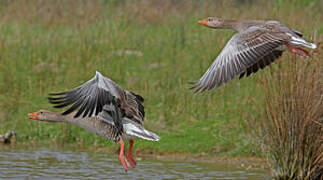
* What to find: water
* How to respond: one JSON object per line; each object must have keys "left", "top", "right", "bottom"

{"left": 0, "top": 146, "right": 269, "bottom": 179}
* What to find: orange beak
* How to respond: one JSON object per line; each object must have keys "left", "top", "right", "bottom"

{"left": 198, "top": 19, "right": 208, "bottom": 26}
{"left": 28, "top": 112, "right": 38, "bottom": 120}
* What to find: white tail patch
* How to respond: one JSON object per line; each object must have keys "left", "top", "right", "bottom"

{"left": 287, "top": 33, "right": 317, "bottom": 49}
{"left": 309, "top": 42, "right": 317, "bottom": 49}
{"left": 123, "top": 123, "right": 160, "bottom": 141}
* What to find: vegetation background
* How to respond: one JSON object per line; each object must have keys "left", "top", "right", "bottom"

{"left": 0, "top": 0, "right": 321, "bottom": 161}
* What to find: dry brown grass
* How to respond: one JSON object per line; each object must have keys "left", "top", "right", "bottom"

{"left": 0, "top": 0, "right": 106, "bottom": 26}
{"left": 258, "top": 40, "right": 323, "bottom": 179}
{"left": 0, "top": 0, "right": 321, "bottom": 28}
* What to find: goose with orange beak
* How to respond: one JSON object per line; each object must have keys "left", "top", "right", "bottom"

{"left": 29, "top": 71, "right": 160, "bottom": 172}
{"left": 191, "top": 17, "right": 316, "bottom": 92}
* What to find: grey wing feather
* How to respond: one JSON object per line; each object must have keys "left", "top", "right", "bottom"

{"left": 239, "top": 50, "right": 283, "bottom": 78}
{"left": 48, "top": 71, "right": 125, "bottom": 135}
{"left": 191, "top": 26, "right": 289, "bottom": 92}
{"left": 48, "top": 71, "right": 122, "bottom": 118}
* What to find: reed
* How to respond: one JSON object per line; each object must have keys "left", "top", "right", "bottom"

{"left": 258, "top": 44, "right": 322, "bottom": 179}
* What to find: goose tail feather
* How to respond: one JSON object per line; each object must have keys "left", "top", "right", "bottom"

{"left": 289, "top": 35, "right": 317, "bottom": 49}
{"left": 123, "top": 123, "right": 160, "bottom": 141}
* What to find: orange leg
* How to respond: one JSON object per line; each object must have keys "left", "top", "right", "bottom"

{"left": 126, "top": 139, "right": 137, "bottom": 168}
{"left": 119, "top": 141, "right": 130, "bottom": 172}
{"left": 285, "top": 42, "right": 310, "bottom": 57}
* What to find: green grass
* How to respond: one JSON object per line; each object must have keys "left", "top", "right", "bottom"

{"left": 0, "top": 0, "right": 321, "bottom": 158}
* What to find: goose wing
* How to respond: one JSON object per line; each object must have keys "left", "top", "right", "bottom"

{"left": 48, "top": 71, "right": 123, "bottom": 118}
{"left": 48, "top": 71, "right": 145, "bottom": 134}
{"left": 239, "top": 50, "right": 283, "bottom": 78}
{"left": 191, "top": 25, "right": 290, "bottom": 92}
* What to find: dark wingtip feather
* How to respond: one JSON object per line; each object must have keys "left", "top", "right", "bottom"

{"left": 188, "top": 81, "right": 199, "bottom": 90}
{"left": 48, "top": 100, "right": 64, "bottom": 105}
{"left": 48, "top": 92, "right": 68, "bottom": 104}
{"left": 130, "top": 92, "right": 144, "bottom": 103}
{"left": 53, "top": 104, "right": 67, "bottom": 108}
{"left": 188, "top": 81, "right": 209, "bottom": 94}
{"left": 49, "top": 91, "right": 68, "bottom": 96}
{"left": 189, "top": 86, "right": 199, "bottom": 94}
{"left": 48, "top": 96, "right": 65, "bottom": 101}
{"left": 189, "top": 79, "right": 214, "bottom": 93}
{"left": 47, "top": 97, "right": 66, "bottom": 105}
{"left": 189, "top": 85, "right": 197, "bottom": 90}
{"left": 193, "top": 86, "right": 203, "bottom": 94}
{"left": 239, "top": 72, "right": 245, "bottom": 79}
{"left": 62, "top": 110, "right": 70, "bottom": 116}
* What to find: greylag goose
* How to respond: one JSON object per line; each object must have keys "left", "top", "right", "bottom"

{"left": 191, "top": 17, "right": 317, "bottom": 92}
{"left": 28, "top": 71, "right": 160, "bottom": 172}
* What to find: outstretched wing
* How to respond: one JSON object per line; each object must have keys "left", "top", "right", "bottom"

{"left": 191, "top": 26, "right": 290, "bottom": 93}
{"left": 48, "top": 71, "right": 146, "bottom": 135}
{"left": 48, "top": 71, "right": 126, "bottom": 135}
{"left": 48, "top": 71, "right": 123, "bottom": 118}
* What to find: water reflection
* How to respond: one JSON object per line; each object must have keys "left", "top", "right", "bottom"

{"left": 0, "top": 146, "right": 269, "bottom": 179}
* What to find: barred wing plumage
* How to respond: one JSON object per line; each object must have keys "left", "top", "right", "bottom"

{"left": 48, "top": 71, "right": 145, "bottom": 136}
{"left": 191, "top": 26, "right": 290, "bottom": 92}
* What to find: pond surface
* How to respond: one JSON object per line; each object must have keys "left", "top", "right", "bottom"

{"left": 0, "top": 146, "right": 269, "bottom": 180}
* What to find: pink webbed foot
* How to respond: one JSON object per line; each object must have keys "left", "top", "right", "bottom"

{"left": 285, "top": 42, "right": 311, "bottom": 57}
{"left": 119, "top": 141, "right": 130, "bottom": 172}
{"left": 126, "top": 139, "right": 137, "bottom": 168}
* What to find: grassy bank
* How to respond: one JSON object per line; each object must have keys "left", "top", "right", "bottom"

{"left": 0, "top": 0, "right": 322, "bottom": 158}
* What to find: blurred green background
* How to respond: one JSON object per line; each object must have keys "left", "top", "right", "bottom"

{"left": 0, "top": 0, "right": 321, "bottom": 157}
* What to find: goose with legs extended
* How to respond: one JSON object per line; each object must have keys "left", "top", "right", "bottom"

{"left": 28, "top": 71, "right": 160, "bottom": 172}
{"left": 191, "top": 17, "right": 317, "bottom": 92}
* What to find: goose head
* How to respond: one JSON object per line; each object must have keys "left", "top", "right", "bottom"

{"left": 28, "top": 110, "right": 63, "bottom": 122}
{"left": 198, "top": 17, "right": 236, "bottom": 29}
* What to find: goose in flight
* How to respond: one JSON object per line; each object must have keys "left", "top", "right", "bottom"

{"left": 28, "top": 71, "right": 160, "bottom": 172}
{"left": 191, "top": 17, "right": 317, "bottom": 92}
